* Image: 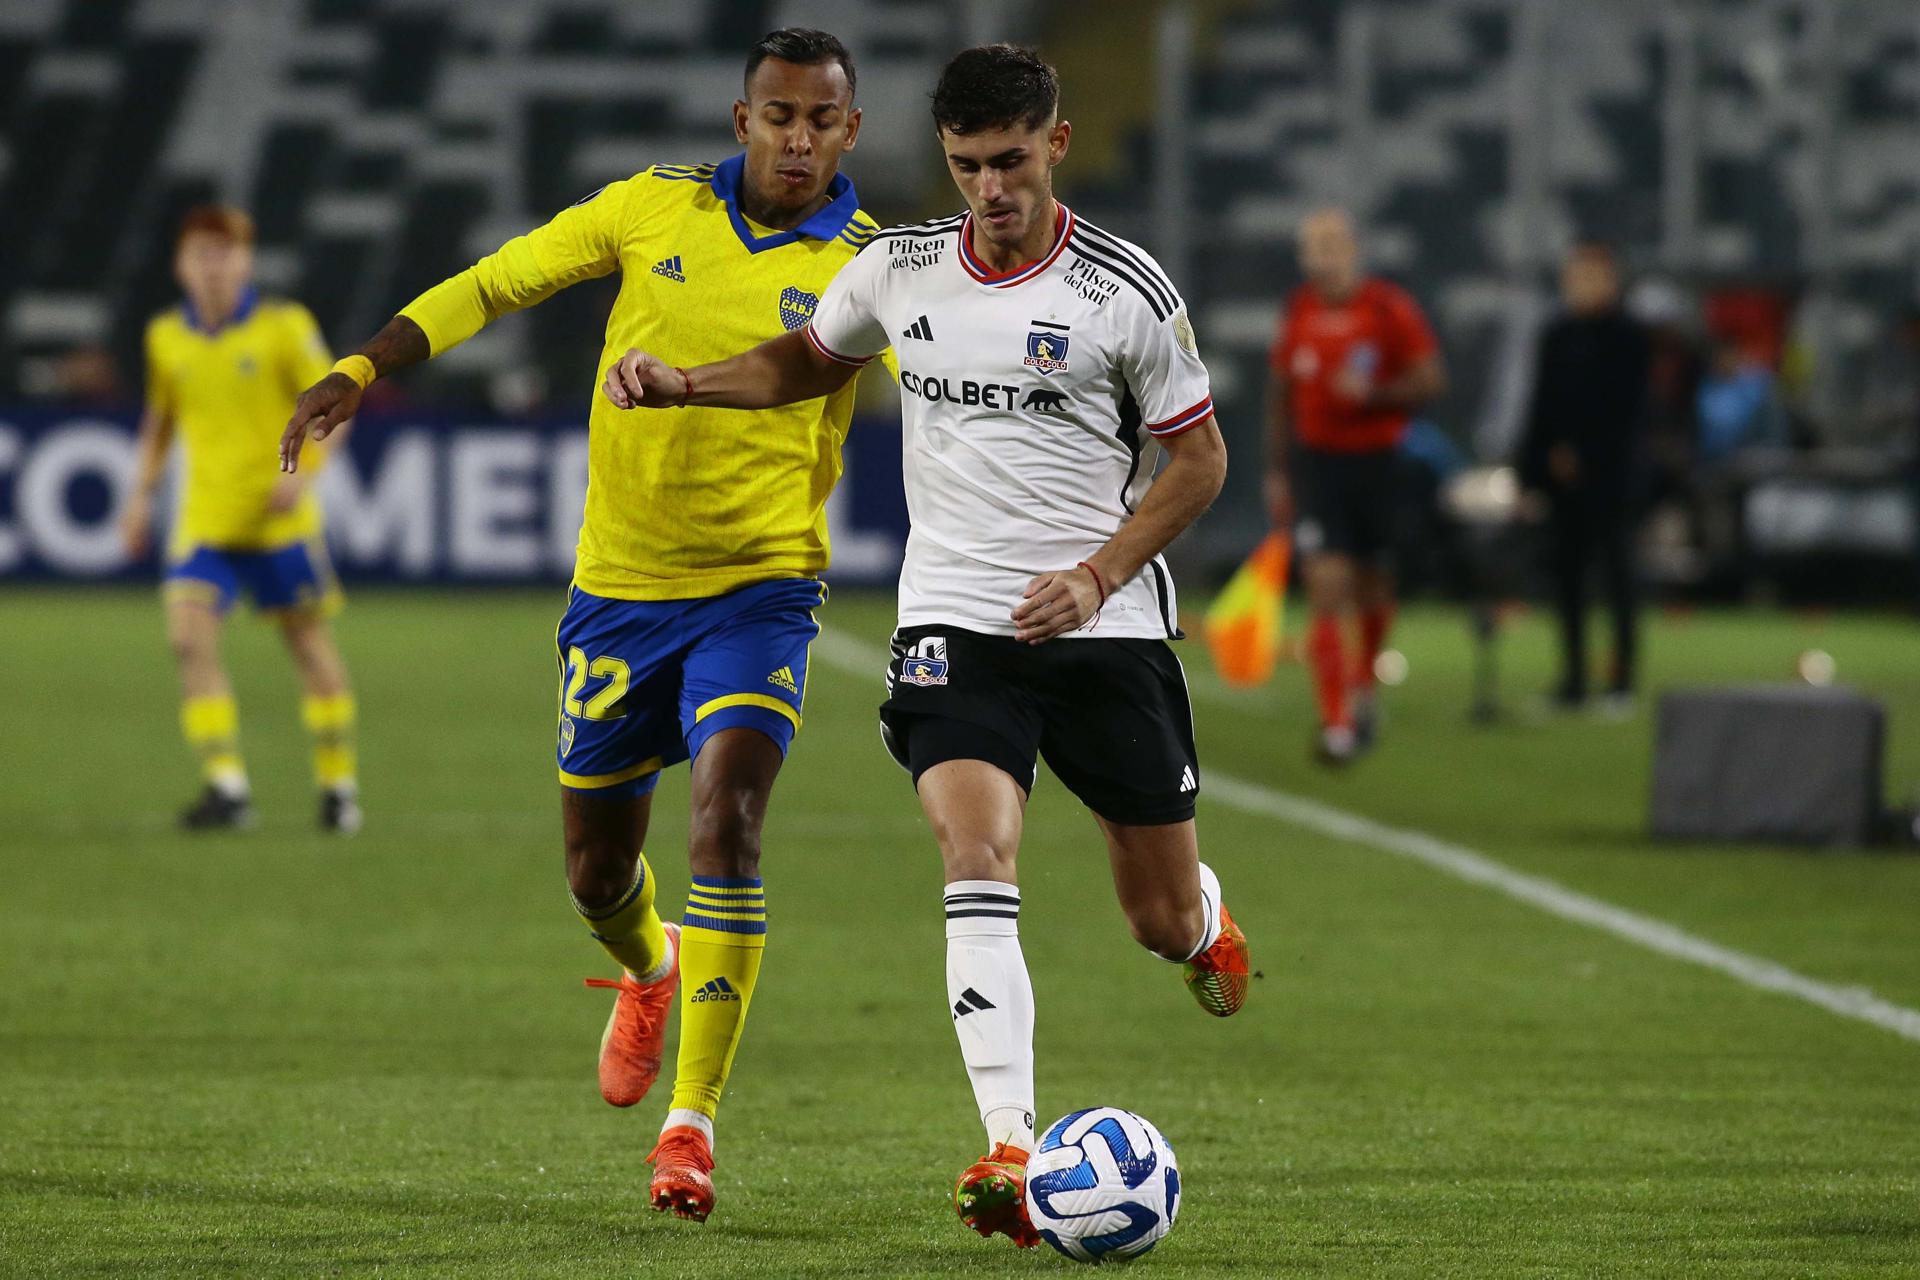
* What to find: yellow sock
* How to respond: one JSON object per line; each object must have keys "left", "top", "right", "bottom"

{"left": 300, "top": 692, "right": 357, "bottom": 791}
{"left": 669, "top": 876, "right": 767, "bottom": 1120}
{"left": 180, "top": 694, "right": 246, "bottom": 792}
{"left": 573, "top": 854, "right": 669, "bottom": 979}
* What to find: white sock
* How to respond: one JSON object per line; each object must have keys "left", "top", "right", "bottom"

{"left": 209, "top": 767, "right": 249, "bottom": 799}
{"left": 944, "top": 880, "right": 1036, "bottom": 1152}
{"left": 629, "top": 923, "right": 675, "bottom": 986}
{"left": 1182, "top": 862, "right": 1225, "bottom": 962}
{"left": 662, "top": 1107, "right": 713, "bottom": 1148}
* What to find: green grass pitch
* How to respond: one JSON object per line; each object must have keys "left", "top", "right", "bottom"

{"left": 2, "top": 586, "right": 1918, "bottom": 1277}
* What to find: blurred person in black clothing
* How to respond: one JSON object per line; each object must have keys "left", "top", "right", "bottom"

{"left": 1518, "top": 243, "right": 1651, "bottom": 711}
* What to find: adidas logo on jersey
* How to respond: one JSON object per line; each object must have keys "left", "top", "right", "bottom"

{"left": 901, "top": 315, "right": 935, "bottom": 341}
{"left": 650, "top": 255, "right": 686, "bottom": 282}
{"left": 951, "top": 987, "right": 997, "bottom": 1020}
{"left": 767, "top": 665, "right": 798, "bottom": 694}
{"left": 1178, "top": 765, "right": 1197, "bottom": 793}
{"left": 691, "top": 976, "right": 739, "bottom": 1003}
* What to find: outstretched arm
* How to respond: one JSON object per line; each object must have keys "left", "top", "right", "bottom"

{"left": 279, "top": 316, "right": 429, "bottom": 471}
{"left": 602, "top": 328, "right": 859, "bottom": 412}
{"left": 282, "top": 178, "right": 632, "bottom": 471}
{"left": 1012, "top": 417, "right": 1229, "bottom": 644}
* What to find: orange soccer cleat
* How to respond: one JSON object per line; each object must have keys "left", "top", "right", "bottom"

{"left": 1184, "top": 903, "right": 1250, "bottom": 1017}
{"left": 954, "top": 1143, "right": 1040, "bottom": 1248}
{"left": 648, "top": 1124, "right": 716, "bottom": 1223}
{"left": 583, "top": 922, "right": 679, "bottom": 1107}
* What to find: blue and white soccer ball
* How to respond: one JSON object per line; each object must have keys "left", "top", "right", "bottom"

{"left": 1024, "top": 1107, "right": 1181, "bottom": 1264}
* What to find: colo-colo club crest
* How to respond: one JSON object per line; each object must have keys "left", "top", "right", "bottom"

{"left": 1023, "top": 321, "right": 1071, "bottom": 375}
{"left": 779, "top": 286, "right": 818, "bottom": 332}
{"left": 901, "top": 636, "right": 950, "bottom": 687}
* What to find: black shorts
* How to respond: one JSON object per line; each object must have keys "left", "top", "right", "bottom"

{"left": 1292, "top": 445, "right": 1401, "bottom": 560}
{"left": 879, "top": 625, "right": 1199, "bottom": 826}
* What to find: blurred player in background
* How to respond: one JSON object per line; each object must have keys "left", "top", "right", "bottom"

{"left": 121, "top": 205, "right": 359, "bottom": 834}
{"left": 600, "top": 43, "right": 1249, "bottom": 1253}
{"left": 1266, "top": 209, "right": 1445, "bottom": 764}
{"left": 1517, "top": 242, "right": 1651, "bottom": 711}
{"left": 278, "top": 28, "right": 879, "bottom": 1224}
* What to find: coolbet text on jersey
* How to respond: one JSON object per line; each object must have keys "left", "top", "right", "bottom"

{"left": 805, "top": 204, "right": 1212, "bottom": 640}
{"left": 400, "top": 158, "right": 881, "bottom": 602}
{"left": 1270, "top": 278, "right": 1438, "bottom": 454}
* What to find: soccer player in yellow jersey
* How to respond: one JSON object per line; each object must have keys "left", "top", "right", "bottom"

{"left": 278, "top": 29, "right": 880, "bottom": 1224}
{"left": 122, "top": 205, "right": 361, "bottom": 835}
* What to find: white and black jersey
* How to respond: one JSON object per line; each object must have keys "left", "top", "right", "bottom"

{"left": 806, "top": 204, "right": 1214, "bottom": 640}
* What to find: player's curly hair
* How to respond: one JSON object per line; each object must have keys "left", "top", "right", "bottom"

{"left": 745, "top": 28, "right": 856, "bottom": 101}
{"left": 931, "top": 44, "right": 1059, "bottom": 135}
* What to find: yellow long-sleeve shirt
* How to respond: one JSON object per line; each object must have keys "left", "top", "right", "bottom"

{"left": 400, "top": 158, "right": 882, "bottom": 600}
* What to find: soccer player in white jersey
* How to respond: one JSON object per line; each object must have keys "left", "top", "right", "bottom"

{"left": 599, "top": 44, "right": 1250, "bottom": 1250}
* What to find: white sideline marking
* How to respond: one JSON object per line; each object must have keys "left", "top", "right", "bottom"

{"left": 813, "top": 627, "right": 1920, "bottom": 1046}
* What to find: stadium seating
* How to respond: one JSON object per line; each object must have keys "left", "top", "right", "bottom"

{"left": 1, "top": 0, "right": 1913, "bottom": 459}
{"left": 0, "top": 0, "right": 966, "bottom": 403}
{"left": 1054, "top": 0, "right": 1920, "bottom": 540}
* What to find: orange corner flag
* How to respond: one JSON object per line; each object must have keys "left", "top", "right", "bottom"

{"left": 1203, "top": 532, "right": 1291, "bottom": 687}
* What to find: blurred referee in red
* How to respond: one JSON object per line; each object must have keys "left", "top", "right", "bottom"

{"left": 1266, "top": 209, "right": 1445, "bottom": 764}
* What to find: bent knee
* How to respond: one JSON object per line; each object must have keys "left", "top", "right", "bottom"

{"left": 565, "top": 844, "right": 638, "bottom": 908}
{"left": 926, "top": 817, "right": 1018, "bottom": 883}
{"left": 168, "top": 626, "right": 216, "bottom": 667}
{"left": 687, "top": 791, "right": 764, "bottom": 875}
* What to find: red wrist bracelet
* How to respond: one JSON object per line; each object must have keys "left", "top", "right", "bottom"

{"left": 674, "top": 367, "right": 692, "bottom": 408}
{"left": 1077, "top": 560, "right": 1109, "bottom": 606}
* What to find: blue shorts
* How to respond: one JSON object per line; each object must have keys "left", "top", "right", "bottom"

{"left": 555, "top": 577, "right": 826, "bottom": 797}
{"left": 164, "top": 540, "right": 343, "bottom": 616}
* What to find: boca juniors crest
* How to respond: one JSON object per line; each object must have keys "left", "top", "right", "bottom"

{"left": 901, "top": 635, "right": 950, "bottom": 687}
{"left": 779, "top": 286, "right": 818, "bottom": 332}
{"left": 1023, "top": 323, "right": 1071, "bottom": 375}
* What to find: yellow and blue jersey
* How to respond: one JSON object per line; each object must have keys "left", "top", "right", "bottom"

{"left": 399, "top": 156, "right": 883, "bottom": 601}
{"left": 145, "top": 289, "right": 335, "bottom": 553}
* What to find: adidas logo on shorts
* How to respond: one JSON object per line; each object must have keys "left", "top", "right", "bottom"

{"left": 1178, "top": 765, "right": 1197, "bottom": 793}
{"left": 767, "top": 665, "right": 798, "bottom": 694}
{"left": 691, "top": 976, "right": 739, "bottom": 1003}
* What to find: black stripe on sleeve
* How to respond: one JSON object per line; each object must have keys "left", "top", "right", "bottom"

{"left": 1068, "top": 241, "right": 1173, "bottom": 320}
{"left": 1075, "top": 222, "right": 1181, "bottom": 308}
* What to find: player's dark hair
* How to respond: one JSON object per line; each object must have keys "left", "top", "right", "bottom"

{"left": 744, "top": 28, "right": 856, "bottom": 101}
{"left": 1569, "top": 239, "right": 1618, "bottom": 265}
{"left": 931, "top": 44, "right": 1059, "bottom": 135}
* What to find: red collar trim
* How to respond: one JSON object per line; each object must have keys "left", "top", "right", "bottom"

{"left": 958, "top": 203, "right": 1074, "bottom": 287}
